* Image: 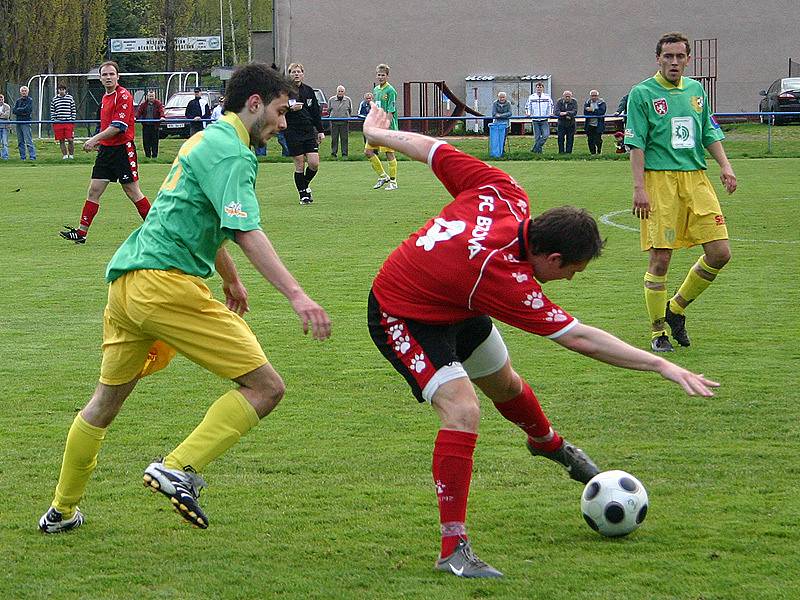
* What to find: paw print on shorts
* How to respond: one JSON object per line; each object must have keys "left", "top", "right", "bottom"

{"left": 524, "top": 291, "right": 544, "bottom": 309}
{"left": 388, "top": 323, "right": 405, "bottom": 340}
{"left": 393, "top": 335, "right": 411, "bottom": 354}
{"left": 382, "top": 312, "right": 398, "bottom": 323}
{"left": 516, "top": 199, "right": 528, "bottom": 213}
{"left": 410, "top": 353, "right": 427, "bottom": 373}
{"left": 545, "top": 308, "right": 568, "bottom": 322}
{"left": 503, "top": 252, "right": 520, "bottom": 263}
{"left": 512, "top": 272, "right": 529, "bottom": 283}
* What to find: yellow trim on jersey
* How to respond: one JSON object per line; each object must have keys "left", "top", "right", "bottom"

{"left": 220, "top": 112, "right": 251, "bottom": 146}
{"left": 654, "top": 71, "right": 685, "bottom": 90}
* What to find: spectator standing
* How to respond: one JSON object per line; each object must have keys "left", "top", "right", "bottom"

{"left": 492, "top": 91, "right": 512, "bottom": 123}
{"left": 615, "top": 93, "right": 630, "bottom": 118}
{"left": 583, "top": 89, "right": 607, "bottom": 154}
{"left": 328, "top": 85, "right": 353, "bottom": 158}
{"left": 285, "top": 62, "right": 325, "bottom": 205}
{"left": 135, "top": 90, "right": 165, "bottom": 159}
{"left": 357, "top": 91, "right": 374, "bottom": 119}
{"left": 13, "top": 85, "right": 36, "bottom": 160}
{"left": 626, "top": 32, "right": 736, "bottom": 352}
{"left": 39, "top": 62, "right": 331, "bottom": 534}
{"left": 555, "top": 90, "right": 578, "bottom": 154}
{"left": 0, "top": 93, "right": 10, "bottom": 160}
{"left": 525, "top": 82, "right": 553, "bottom": 153}
{"left": 60, "top": 61, "right": 150, "bottom": 244}
{"left": 361, "top": 102, "right": 720, "bottom": 578}
{"left": 50, "top": 84, "right": 77, "bottom": 159}
{"left": 185, "top": 88, "right": 211, "bottom": 137}
{"left": 210, "top": 95, "right": 225, "bottom": 122}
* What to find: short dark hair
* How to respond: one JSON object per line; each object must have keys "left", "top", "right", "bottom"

{"left": 527, "top": 206, "right": 605, "bottom": 265}
{"left": 99, "top": 60, "right": 119, "bottom": 75}
{"left": 656, "top": 32, "right": 690, "bottom": 56}
{"left": 193, "top": 87, "right": 202, "bottom": 92}
{"left": 224, "top": 62, "right": 295, "bottom": 114}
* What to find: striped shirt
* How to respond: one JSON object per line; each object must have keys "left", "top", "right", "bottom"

{"left": 50, "top": 94, "right": 76, "bottom": 121}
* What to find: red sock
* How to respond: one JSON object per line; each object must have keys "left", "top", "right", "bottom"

{"left": 433, "top": 428, "right": 477, "bottom": 558}
{"left": 78, "top": 200, "right": 100, "bottom": 235}
{"left": 133, "top": 196, "right": 150, "bottom": 220}
{"left": 493, "top": 380, "right": 562, "bottom": 451}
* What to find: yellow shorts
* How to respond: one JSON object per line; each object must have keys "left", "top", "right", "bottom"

{"left": 365, "top": 142, "right": 394, "bottom": 154}
{"left": 100, "top": 269, "right": 268, "bottom": 385}
{"left": 640, "top": 170, "right": 728, "bottom": 251}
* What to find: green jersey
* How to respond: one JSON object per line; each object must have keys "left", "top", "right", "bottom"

{"left": 624, "top": 72, "right": 724, "bottom": 171}
{"left": 106, "top": 113, "right": 262, "bottom": 282}
{"left": 373, "top": 82, "right": 398, "bottom": 130}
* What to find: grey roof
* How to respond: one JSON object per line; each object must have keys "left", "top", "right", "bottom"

{"left": 465, "top": 74, "right": 551, "bottom": 81}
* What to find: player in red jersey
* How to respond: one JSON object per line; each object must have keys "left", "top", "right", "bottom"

{"left": 363, "top": 103, "right": 720, "bottom": 578}
{"left": 60, "top": 61, "right": 150, "bottom": 244}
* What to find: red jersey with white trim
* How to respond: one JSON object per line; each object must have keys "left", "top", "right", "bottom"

{"left": 99, "top": 84, "right": 135, "bottom": 146}
{"left": 372, "top": 142, "right": 575, "bottom": 337}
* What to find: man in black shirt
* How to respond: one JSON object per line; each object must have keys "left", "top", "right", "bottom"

{"left": 285, "top": 63, "right": 325, "bottom": 205}
{"left": 185, "top": 88, "right": 211, "bottom": 137}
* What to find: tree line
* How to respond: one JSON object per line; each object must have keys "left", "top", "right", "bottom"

{"left": 1, "top": 0, "right": 271, "bottom": 90}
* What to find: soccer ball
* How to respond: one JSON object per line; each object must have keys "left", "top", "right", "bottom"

{"left": 581, "top": 470, "right": 648, "bottom": 537}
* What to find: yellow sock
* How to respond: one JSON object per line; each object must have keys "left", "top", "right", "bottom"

{"left": 671, "top": 255, "right": 720, "bottom": 315}
{"left": 52, "top": 414, "right": 107, "bottom": 517}
{"left": 644, "top": 271, "right": 668, "bottom": 336}
{"left": 164, "top": 390, "right": 259, "bottom": 472}
{"left": 388, "top": 158, "right": 398, "bottom": 180}
{"left": 369, "top": 154, "right": 386, "bottom": 177}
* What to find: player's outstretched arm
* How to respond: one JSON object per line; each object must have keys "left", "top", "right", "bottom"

{"left": 234, "top": 229, "right": 331, "bottom": 341}
{"left": 362, "top": 103, "right": 436, "bottom": 163}
{"left": 554, "top": 323, "right": 719, "bottom": 396}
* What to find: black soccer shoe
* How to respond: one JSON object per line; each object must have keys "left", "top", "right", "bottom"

{"left": 650, "top": 334, "right": 674, "bottom": 353}
{"left": 665, "top": 303, "right": 691, "bottom": 347}
{"left": 60, "top": 225, "right": 86, "bottom": 244}
{"left": 143, "top": 461, "right": 208, "bottom": 529}
{"left": 527, "top": 439, "right": 600, "bottom": 484}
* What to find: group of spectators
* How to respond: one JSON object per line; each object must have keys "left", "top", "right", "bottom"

{"left": 492, "top": 84, "right": 627, "bottom": 154}
{"left": 0, "top": 85, "right": 39, "bottom": 160}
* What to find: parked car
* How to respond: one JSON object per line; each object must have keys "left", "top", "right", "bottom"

{"left": 758, "top": 77, "right": 800, "bottom": 125}
{"left": 159, "top": 90, "right": 221, "bottom": 138}
{"left": 314, "top": 88, "right": 330, "bottom": 133}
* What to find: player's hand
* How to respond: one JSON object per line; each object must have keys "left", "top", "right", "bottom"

{"left": 83, "top": 139, "right": 99, "bottom": 152}
{"left": 363, "top": 103, "right": 390, "bottom": 144}
{"left": 223, "top": 280, "right": 250, "bottom": 316}
{"left": 720, "top": 165, "right": 737, "bottom": 194}
{"left": 659, "top": 362, "right": 720, "bottom": 397}
{"left": 317, "top": 132, "right": 325, "bottom": 143}
{"left": 632, "top": 188, "right": 652, "bottom": 219}
{"left": 290, "top": 295, "right": 331, "bottom": 341}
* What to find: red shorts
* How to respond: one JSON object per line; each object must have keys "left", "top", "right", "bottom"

{"left": 53, "top": 123, "right": 75, "bottom": 141}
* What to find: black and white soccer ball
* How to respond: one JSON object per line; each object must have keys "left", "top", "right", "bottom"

{"left": 581, "top": 470, "right": 649, "bottom": 537}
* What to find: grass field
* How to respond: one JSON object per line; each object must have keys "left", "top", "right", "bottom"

{"left": 0, "top": 150, "right": 798, "bottom": 599}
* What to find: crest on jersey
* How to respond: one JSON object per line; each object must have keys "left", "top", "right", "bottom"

{"left": 690, "top": 96, "right": 704, "bottom": 113}
{"left": 652, "top": 98, "right": 668, "bottom": 115}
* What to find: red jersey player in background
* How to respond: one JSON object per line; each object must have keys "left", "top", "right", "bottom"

{"left": 60, "top": 61, "right": 150, "bottom": 244}
{"left": 363, "top": 103, "right": 720, "bottom": 578}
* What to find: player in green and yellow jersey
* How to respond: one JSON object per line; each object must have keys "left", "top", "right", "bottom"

{"left": 365, "top": 63, "right": 400, "bottom": 190}
{"left": 625, "top": 32, "right": 737, "bottom": 353}
{"left": 39, "top": 63, "right": 331, "bottom": 534}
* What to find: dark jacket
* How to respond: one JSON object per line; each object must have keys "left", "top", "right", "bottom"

{"left": 185, "top": 97, "right": 210, "bottom": 121}
{"left": 555, "top": 97, "right": 578, "bottom": 128}
{"left": 286, "top": 82, "right": 323, "bottom": 138}
{"left": 583, "top": 98, "right": 607, "bottom": 133}
{"left": 136, "top": 98, "right": 165, "bottom": 126}
{"left": 13, "top": 96, "right": 33, "bottom": 121}
{"left": 492, "top": 100, "right": 513, "bottom": 122}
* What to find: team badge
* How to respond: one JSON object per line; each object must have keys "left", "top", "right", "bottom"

{"left": 652, "top": 98, "right": 668, "bottom": 115}
{"left": 690, "top": 96, "right": 704, "bottom": 113}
